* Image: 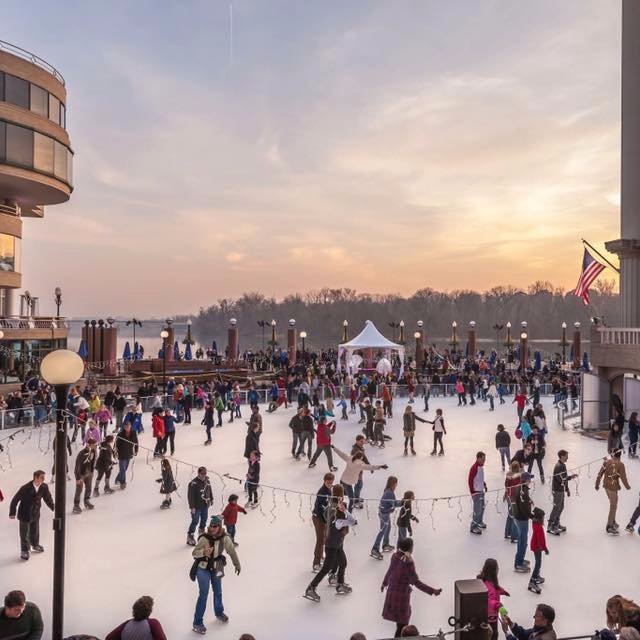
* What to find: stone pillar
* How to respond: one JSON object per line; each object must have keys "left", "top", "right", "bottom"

{"left": 165, "top": 326, "right": 175, "bottom": 362}
{"left": 228, "top": 320, "right": 238, "bottom": 362}
{"left": 573, "top": 322, "right": 582, "bottom": 369}
{"left": 287, "top": 319, "right": 297, "bottom": 365}
{"left": 520, "top": 334, "right": 529, "bottom": 369}
{"left": 415, "top": 321, "right": 424, "bottom": 369}
{"left": 468, "top": 321, "right": 477, "bottom": 360}
{"left": 3, "top": 289, "right": 14, "bottom": 316}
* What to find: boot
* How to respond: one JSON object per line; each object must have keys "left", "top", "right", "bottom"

{"left": 411, "top": 449, "right": 416, "bottom": 455}
{"left": 403, "top": 448, "right": 408, "bottom": 456}
{"left": 304, "top": 587, "right": 320, "bottom": 602}
{"left": 93, "top": 488, "right": 100, "bottom": 498}
{"left": 528, "top": 580, "right": 541, "bottom": 594}
{"left": 187, "top": 533, "right": 196, "bottom": 546}
{"left": 72, "top": 505, "right": 82, "bottom": 514}
{"left": 84, "top": 500, "right": 95, "bottom": 510}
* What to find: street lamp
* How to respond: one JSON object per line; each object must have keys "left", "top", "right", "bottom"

{"left": 54, "top": 287, "right": 62, "bottom": 318}
{"left": 160, "top": 329, "right": 169, "bottom": 393}
{"left": 300, "top": 330, "right": 307, "bottom": 353}
{"left": 257, "top": 320, "right": 268, "bottom": 351}
{"left": 492, "top": 324, "right": 504, "bottom": 356}
{"left": 183, "top": 319, "right": 195, "bottom": 345}
{"left": 342, "top": 320, "right": 349, "bottom": 342}
{"left": 125, "top": 318, "right": 143, "bottom": 353}
{"left": 450, "top": 321, "right": 459, "bottom": 352}
{"left": 40, "top": 349, "right": 85, "bottom": 640}
{"left": 270, "top": 319, "right": 277, "bottom": 348}
{"left": 560, "top": 322, "right": 569, "bottom": 364}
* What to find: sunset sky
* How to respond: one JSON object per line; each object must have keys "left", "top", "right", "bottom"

{"left": 1, "top": 1, "right": 622, "bottom": 316}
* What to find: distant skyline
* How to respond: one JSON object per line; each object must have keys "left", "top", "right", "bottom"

{"left": 1, "top": 1, "right": 621, "bottom": 316}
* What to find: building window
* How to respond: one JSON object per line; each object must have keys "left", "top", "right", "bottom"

{"left": 30, "top": 84, "right": 48, "bottom": 118}
{"left": 4, "top": 74, "right": 29, "bottom": 109}
{"left": 48, "top": 94, "right": 61, "bottom": 125}
{"left": 60, "top": 103, "right": 66, "bottom": 128}
{"left": 53, "top": 140, "right": 67, "bottom": 181}
{"left": 0, "top": 122, "right": 5, "bottom": 163}
{"left": 0, "top": 234, "right": 16, "bottom": 272}
{"left": 5, "top": 123, "right": 33, "bottom": 168}
{"left": 34, "top": 132, "right": 54, "bottom": 173}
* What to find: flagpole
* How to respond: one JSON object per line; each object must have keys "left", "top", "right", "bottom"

{"left": 581, "top": 238, "right": 620, "bottom": 273}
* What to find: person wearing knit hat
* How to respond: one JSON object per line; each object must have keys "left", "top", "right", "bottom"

{"left": 191, "top": 514, "right": 241, "bottom": 634}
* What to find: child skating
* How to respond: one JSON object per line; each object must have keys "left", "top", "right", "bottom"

{"left": 157, "top": 458, "right": 177, "bottom": 509}
{"left": 246, "top": 450, "right": 261, "bottom": 508}
{"left": 528, "top": 507, "right": 549, "bottom": 594}
{"left": 222, "top": 493, "right": 247, "bottom": 545}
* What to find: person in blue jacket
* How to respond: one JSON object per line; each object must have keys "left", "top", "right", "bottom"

{"left": 371, "top": 476, "right": 401, "bottom": 560}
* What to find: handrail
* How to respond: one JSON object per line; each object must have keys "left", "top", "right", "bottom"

{"left": 0, "top": 39, "right": 65, "bottom": 85}
{"left": 598, "top": 326, "right": 640, "bottom": 345}
{"left": 0, "top": 203, "right": 21, "bottom": 217}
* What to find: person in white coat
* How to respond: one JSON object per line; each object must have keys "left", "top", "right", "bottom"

{"left": 332, "top": 446, "right": 387, "bottom": 511}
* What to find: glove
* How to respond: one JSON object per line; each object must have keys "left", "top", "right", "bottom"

{"left": 414, "top": 517, "right": 420, "bottom": 524}
{"left": 545, "top": 550, "right": 549, "bottom": 555}
{"left": 381, "top": 464, "right": 389, "bottom": 469}
{"left": 566, "top": 490, "right": 571, "bottom": 497}
{"left": 235, "top": 566, "right": 241, "bottom": 575}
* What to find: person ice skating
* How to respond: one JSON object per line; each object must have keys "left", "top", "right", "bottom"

{"left": 548, "top": 450, "right": 576, "bottom": 535}
{"left": 50, "top": 432, "right": 72, "bottom": 484}
{"left": 94, "top": 435, "right": 116, "bottom": 497}
{"left": 350, "top": 435, "right": 371, "bottom": 509}
{"left": 187, "top": 466, "right": 214, "bottom": 545}
{"left": 201, "top": 402, "right": 214, "bottom": 446}
{"left": 501, "top": 603, "right": 556, "bottom": 640}
{"left": 456, "top": 378, "right": 466, "bottom": 405}
{"left": 512, "top": 443, "right": 533, "bottom": 469}
{"left": 0, "top": 590, "right": 44, "bottom": 640}
{"left": 157, "top": 458, "right": 177, "bottom": 509}
{"left": 213, "top": 392, "right": 225, "bottom": 426}
{"left": 296, "top": 408, "right": 315, "bottom": 460}
{"left": 311, "top": 472, "right": 334, "bottom": 571}
{"left": 246, "top": 450, "right": 261, "bottom": 508}
{"left": 162, "top": 408, "right": 176, "bottom": 455}
{"left": 487, "top": 382, "right": 498, "bottom": 411}
{"left": 8, "top": 470, "right": 54, "bottom": 560}
{"left": 304, "top": 485, "right": 357, "bottom": 602}
{"left": 363, "top": 398, "right": 375, "bottom": 442}
{"left": 625, "top": 492, "right": 640, "bottom": 534}
{"left": 428, "top": 408, "right": 446, "bottom": 456}
{"left": 527, "top": 507, "right": 549, "bottom": 594}
{"left": 402, "top": 406, "right": 428, "bottom": 456}
{"left": 83, "top": 419, "right": 102, "bottom": 445}
{"left": 504, "top": 461, "right": 522, "bottom": 543}
{"left": 244, "top": 420, "right": 261, "bottom": 462}
{"left": 289, "top": 408, "right": 304, "bottom": 458}
{"left": 105, "top": 595, "right": 167, "bottom": 640}
{"left": 308, "top": 416, "right": 337, "bottom": 471}
{"left": 191, "top": 515, "right": 241, "bottom": 634}
{"left": 526, "top": 426, "right": 546, "bottom": 483}
{"left": 596, "top": 450, "right": 631, "bottom": 534}
{"left": 477, "top": 558, "right": 510, "bottom": 638}
{"left": 333, "top": 445, "right": 387, "bottom": 511}
{"left": 114, "top": 421, "right": 138, "bottom": 490}
{"left": 371, "top": 476, "right": 402, "bottom": 559}
{"left": 381, "top": 537, "right": 442, "bottom": 638}
{"left": 512, "top": 390, "right": 529, "bottom": 422}
{"left": 73, "top": 438, "right": 97, "bottom": 514}
{"left": 152, "top": 408, "right": 165, "bottom": 456}
{"left": 495, "top": 424, "right": 511, "bottom": 471}
{"left": 373, "top": 400, "right": 387, "bottom": 447}
{"left": 222, "top": 494, "right": 246, "bottom": 545}
{"left": 94, "top": 403, "right": 112, "bottom": 439}
{"left": 628, "top": 412, "right": 639, "bottom": 458}
{"left": 397, "top": 491, "right": 418, "bottom": 544}
{"left": 512, "top": 472, "right": 534, "bottom": 573}
{"left": 468, "top": 452, "right": 488, "bottom": 534}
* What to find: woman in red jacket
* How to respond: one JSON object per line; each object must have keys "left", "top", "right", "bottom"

{"left": 152, "top": 409, "right": 165, "bottom": 457}
{"left": 308, "top": 416, "right": 337, "bottom": 471}
{"left": 381, "top": 537, "right": 441, "bottom": 638}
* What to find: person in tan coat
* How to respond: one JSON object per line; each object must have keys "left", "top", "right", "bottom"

{"left": 596, "top": 451, "right": 631, "bottom": 534}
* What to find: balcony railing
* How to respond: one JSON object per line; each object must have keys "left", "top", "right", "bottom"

{"left": 0, "top": 316, "right": 67, "bottom": 330}
{"left": 0, "top": 203, "right": 21, "bottom": 217}
{"left": 0, "top": 39, "right": 65, "bottom": 85}
{"left": 598, "top": 327, "right": 640, "bottom": 345}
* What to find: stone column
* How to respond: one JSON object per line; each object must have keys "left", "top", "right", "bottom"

{"left": 287, "top": 319, "right": 297, "bottom": 365}
{"left": 468, "top": 321, "right": 477, "bottom": 360}
{"left": 573, "top": 322, "right": 582, "bottom": 369}
{"left": 165, "top": 326, "right": 175, "bottom": 362}
{"left": 228, "top": 319, "right": 238, "bottom": 362}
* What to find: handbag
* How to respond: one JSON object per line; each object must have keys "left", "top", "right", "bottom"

{"left": 515, "top": 427, "right": 523, "bottom": 439}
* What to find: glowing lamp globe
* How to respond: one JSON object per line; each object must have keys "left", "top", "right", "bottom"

{"left": 160, "top": 330, "right": 169, "bottom": 339}
{"left": 41, "top": 350, "right": 84, "bottom": 385}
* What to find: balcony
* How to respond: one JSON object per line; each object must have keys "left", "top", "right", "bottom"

{"left": 590, "top": 326, "right": 640, "bottom": 373}
{"left": 0, "top": 316, "right": 68, "bottom": 340}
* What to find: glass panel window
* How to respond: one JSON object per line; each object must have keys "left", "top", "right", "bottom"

{"left": 34, "top": 132, "right": 54, "bottom": 173}
{"left": 67, "top": 148, "right": 73, "bottom": 186}
{"left": 0, "top": 71, "right": 4, "bottom": 101}
{"left": 13, "top": 236, "right": 21, "bottom": 273}
{"left": 30, "top": 84, "right": 48, "bottom": 117}
{"left": 60, "top": 103, "right": 66, "bottom": 129}
{"left": 5, "top": 123, "right": 33, "bottom": 168}
{"left": 48, "top": 94, "right": 61, "bottom": 125}
{"left": 0, "top": 122, "right": 5, "bottom": 163}
{"left": 0, "top": 234, "right": 16, "bottom": 271}
{"left": 54, "top": 140, "right": 67, "bottom": 181}
{"left": 5, "top": 74, "right": 29, "bottom": 108}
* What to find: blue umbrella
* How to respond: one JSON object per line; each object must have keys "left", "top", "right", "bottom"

{"left": 77, "top": 339, "right": 88, "bottom": 360}
{"left": 158, "top": 348, "right": 164, "bottom": 359}
{"left": 185, "top": 342, "right": 193, "bottom": 361}
{"left": 133, "top": 341, "right": 142, "bottom": 360}
{"left": 212, "top": 340, "right": 218, "bottom": 356}
{"left": 123, "top": 341, "right": 131, "bottom": 360}
{"left": 534, "top": 351, "right": 541, "bottom": 372}
{"left": 582, "top": 352, "right": 590, "bottom": 371}
{"left": 173, "top": 341, "right": 180, "bottom": 359}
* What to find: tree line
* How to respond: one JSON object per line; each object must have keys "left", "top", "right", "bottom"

{"left": 191, "top": 280, "right": 619, "bottom": 351}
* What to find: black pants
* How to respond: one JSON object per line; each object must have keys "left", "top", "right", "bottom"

{"left": 216, "top": 409, "right": 223, "bottom": 426}
{"left": 433, "top": 432, "right": 444, "bottom": 453}
{"left": 309, "top": 546, "right": 346, "bottom": 588}
{"left": 184, "top": 407, "right": 191, "bottom": 424}
{"left": 74, "top": 472, "right": 94, "bottom": 506}
{"left": 205, "top": 425, "right": 212, "bottom": 442}
{"left": 395, "top": 623, "right": 406, "bottom": 638}
{"left": 527, "top": 455, "right": 544, "bottom": 480}
{"left": 19, "top": 518, "right": 39, "bottom": 553}
{"left": 404, "top": 435, "right": 414, "bottom": 451}
{"left": 248, "top": 483, "right": 258, "bottom": 503}
{"left": 164, "top": 432, "right": 175, "bottom": 455}
{"left": 99, "top": 422, "right": 109, "bottom": 438}
{"left": 309, "top": 445, "right": 334, "bottom": 469}
{"left": 154, "top": 437, "right": 165, "bottom": 455}
{"left": 629, "top": 498, "right": 640, "bottom": 525}
{"left": 96, "top": 467, "right": 112, "bottom": 489}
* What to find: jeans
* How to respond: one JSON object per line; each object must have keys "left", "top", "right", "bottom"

{"left": 532, "top": 550, "right": 542, "bottom": 579}
{"left": 549, "top": 491, "right": 565, "bottom": 529}
{"left": 354, "top": 476, "right": 363, "bottom": 505}
{"left": 504, "top": 498, "right": 517, "bottom": 541}
{"left": 193, "top": 567, "right": 223, "bottom": 625}
{"left": 312, "top": 515, "right": 326, "bottom": 565}
{"left": 489, "top": 396, "right": 494, "bottom": 411}
{"left": 189, "top": 507, "right": 209, "bottom": 534}
{"left": 424, "top": 393, "right": 430, "bottom": 412}
{"left": 514, "top": 519, "right": 529, "bottom": 566}
{"left": 309, "top": 445, "right": 334, "bottom": 469}
{"left": 341, "top": 482, "right": 355, "bottom": 511}
{"left": 164, "top": 431, "right": 175, "bottom": 455}
{"left": 433, "top": 432, "right": 444, "bottom": 454}
{"left": 19, "top": 518, "right": 40, "bottom": 553}
{"left": 471, "top": 493, "right": 485, "bottom": 530}
{"left": 498, "top": 447, "right": 511, "bottom": 469}
{"left": 296, "top": 432, "right": 313, "bottom": 458}
{"left": 373, "top": 513, "right": 391, "bottom": 550}
{"left": 629, "top": 427, "right": 638, "bottom": 456}
{"left": 115, "top": 459, "right": 130, "bottom": 484}
{"left": 291, "top": 432, "right": 300, "bottom": 456}
{"left": 227, "top": 524, "right": 236, "bottom": 541}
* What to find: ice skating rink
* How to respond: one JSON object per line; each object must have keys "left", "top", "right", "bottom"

{"left": 0, "top": 396, "right": 637, "bottom": 640}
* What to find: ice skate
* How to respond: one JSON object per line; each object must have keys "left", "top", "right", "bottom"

{"left": 370, "top": 549, "right": 383, "bottom": 560}
{"left": 336, "top": 583, "right": 353, "bottom": 595}
{"left": 528, "top": 580, "right": 541, "bottom": 594}
{"left": 104, "top": 486, "right": 115, "bottom": 494}
{"left": 626, "top": 523, "right": 635, "bottom": 533}
{"left": 20, "top": 551, "right": 29, "bottom": 560}
{"left": 84, "top": 500, "right": 95, "bottom": 510}
{"left": 303, "top": 587, "right": 320, "bottom": 602}
{"left": 382, "top": 544, "right": 394, "bottom": 552}
{"left": 312, "top": 563, "right": 321, "bottom": 572}
{"left": 411, "top": 449, "right": 417, "bottom": 455}
{"left": 72, "top": 505, "right": 82, "bottom": 514}
{"left": 327, "top": 573, "right": 337, "bottom": 586}
{"left": 515, "top": 565, "right": 530, "bottom": 573}
{"left": 186, "top": 533, "right": 196, "bottom": 546}
{"left": 31, "top": 544, "right": 44, "bottom": 553}
{"left": 606, "top": 525, "right": 619, "bottom": 535}
{"left": 192, "top": 624, "right": 207, "bottom": 634}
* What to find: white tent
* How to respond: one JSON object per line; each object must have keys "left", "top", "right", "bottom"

{"left": 337, "top": 320, "right": 405, "bottom": 377}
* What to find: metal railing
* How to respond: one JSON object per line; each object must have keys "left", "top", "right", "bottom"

{"left": 0, "top": 316, "right": 67, "bottom": 329}
{"left": 0, "top": 203, "right": 21, "bottom": 217}
{"left": 0, "top": 39, "right": 65, "bottom": 85}
{"left": 598, "top": 326, "right": 640, "bottom": 345}
{"left": 556, "top": 398, "right": 581, "bottom": 429}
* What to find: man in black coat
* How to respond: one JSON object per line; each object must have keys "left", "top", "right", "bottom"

{"left": 9, "top": 470, "right": 54, "bottom": 560}
{"left": 186, "top": 466, "right": 214, "bottom": 546}
{"left": 73, "top": 439, "right": 97, "bottom": 514}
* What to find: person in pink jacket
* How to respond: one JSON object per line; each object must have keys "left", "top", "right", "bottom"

{"left": 477, "top": 558, "right": 510, "bottom": 638}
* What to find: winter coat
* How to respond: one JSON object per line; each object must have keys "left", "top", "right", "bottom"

{"left": 247, "top": 459, "right": 260, "bottom": 485}
{"left": 396, "top": 500, "right": 418, "bottom": 531}
{"left": 483, "top": 580, "right": 509, "bottom": 624}
{"left": 0, "top": 601, "right": 44, "bottom": 640}
{"left": 507, "top": 623, "right": 557, "bottom": 640}
{"left": 596, "top": 458, "right": 631, "bottom": 492}
{"left": 530, "top": 522, "right": 548, "bottom": 552}
{"left": 96, "top": 443, "right": 116, "bottom": 473}
{"left": 402, "top": 412, "right": 427, "bottom": 436}
{"left": 74, "top": 447, "right": 96, "bottom": 479}
{"left": 222, "top": 502, "right": 246, "bottom": 526}
{"left": 115, "top": 430, "right": 139, "bottom": 460}
{"left": 192, "top": 530, "right": 240, "bottom": 572}
{"left": 512, "top": 484, "right": 533, "bottom": 521}
{"left": 316, "top": 421, "right": 336, "bottom": 447}
{"left": 159, "top": 468, "right": 177, "bottom": 495}
{"left": 201, "top": 407, "right": 214, "bottom": 428}
{"left": 152, "top": 415, "right": 165, "bottom": 438}
{"left": 333, "top": 447, "right": 383, "bottom": 486}
{"left": 379, "top": 488, "right": 401, "bottom": 515}
{"left": 313, "top": 484, "right": 332, "bottom": 522}
{"left": 382, "top": 551, "right": 437, "bottom": 625}
{"left": 244, "top": 430, "right": 261, "bottom": 459}
{"left": 495, "top": 431, "right": 511, "bottom": 449}
{"left": 9, "top": 482, "right": 54, "bottom": 522}
{"left": 187, "top": 476, "right": 214, "bottom": 510}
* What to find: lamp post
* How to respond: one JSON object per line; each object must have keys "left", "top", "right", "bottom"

{"left": 492, "top": 324, "right": 504, "bottom": 356}
{"left": 183, "top": 319, "right": 195, "bottom": 345}
{"left": 125, "top": 318, "right": 143, "bottom": 354}
{"left": 300, "top": 331, "right": 307, "bottom": 354}
{"left": 573, "top": 321, "right": 581, "bottom": 369}
{"left": 520, "top": 331, "right": 528, "bottom": 369}
{"left": 342, "top": 320, "right": 349, "bottom": 342}
{"left": 399, "top": 320, "right": 405, "bottom": 345}
{"left": 560, "top": 322, "right": 569, "bottom": 364}
{"left": 160, "top": 329, "right": 169, "bottom": 393}
{"left": 450, "top": 321, "right": 459, "bottom": 352}
{"left": 270, "top": 319, "right": 277, "bottom": 348}
{"left": 54, "top": 287, "right": 62, "bottom": 318}
{"left": 414, "top": 331, "right": 421, "bottom": 359}
{"left": 40, "top": 349, "right": 85, "bottom": 640}
{"left": 257, "top": 320, "right": 268, "bottom": 352}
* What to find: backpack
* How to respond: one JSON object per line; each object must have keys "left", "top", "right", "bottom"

{"left": 515, "top": 427, "right": 523, "bottom": 440}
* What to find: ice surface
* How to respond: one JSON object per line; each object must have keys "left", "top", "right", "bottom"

{"left": 0, "top": 396, "right": 637, "bottom": 640}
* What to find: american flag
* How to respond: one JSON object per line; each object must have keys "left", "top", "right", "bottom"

{"left": 574, "top": 248, "right": 606, "bottom": 305}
